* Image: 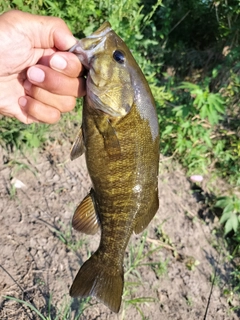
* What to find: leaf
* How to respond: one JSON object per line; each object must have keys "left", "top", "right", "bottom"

{"left": 207, "top": 93, "right": 225, "bottom": 112}
{"left": 194, "top": 95, "right": 205, "bottom": 109}
{"left": 223, "top": 202, "right": 234, "bottom": 215}
{"left": 224, "top": 217, "right": 234, "bottom": 235}
{"left": 220, "top": 210, "right": 232, "bottom": 224}
{"left": 200, "top": 104, "right": 208, "bottom": 119}
{"left": 203, "top": 134, "right": 212, "bottom": 147}
{"left": 178, "top": 82, "right": 200, "bottom": 91}
{"left": 233, "top": 198, "right": 240, "bottom": 213}
{"left": 162, "top": 125, "right": 174, "bottom": 136}
{"left": 231, "top": 214, "right": 239, "bottom": 233}
{"left": 215, "top": 197, "right": 230, "bottom": 209}
{"left": 12, "top": 0, "right": 23, "bottom": 6}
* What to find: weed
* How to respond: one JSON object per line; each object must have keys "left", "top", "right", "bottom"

{"left": 210, "top": 272, "right": 221, "bottom": 287}
{"left": 185, "top": 257, "right": 200, "bottom": 271}
{"left": 230, "top": 267, "right": 240, "bottom": 294}
{"left": 4, "top": 294, "right": 89, "bottom": 320}
{"left": 0, "top": 117, "right": 49, "bottom": 151}
{"left": 150, "top": 258, "right": 169, "bottom": 278}
{"left": 159, "top": 78, "right": 239, "bottom": 183}
{"left": 215, "top": 195, "right": 240, "bottom": 235}
{"left": 184, "top": 295, "right": 193, "bottom": 307}
{"left": 49, "top": 220, "right": 87, "bottom": 253}
{"left": 120, "top": 231, "right": 167, "bottom": 318}
{"left": 9, "top": 185, "right": 17, "bottom": 200}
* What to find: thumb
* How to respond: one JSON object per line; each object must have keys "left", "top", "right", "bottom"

{"left": 31, "top": 14, "right": 77, "bottom": 50}
{"left": 51, "top": 23, "right": 77, "bottom": 51}
{"left": 4, "top": 10, "right": 77, "bottom": 50}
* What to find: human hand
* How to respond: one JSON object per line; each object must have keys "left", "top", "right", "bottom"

{"left": 0, "top": 10, "right": 85, "bottom": 124}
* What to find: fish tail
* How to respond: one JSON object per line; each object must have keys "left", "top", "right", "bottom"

{"left": 70, "top": 251, "right": 123, "bottom": 313}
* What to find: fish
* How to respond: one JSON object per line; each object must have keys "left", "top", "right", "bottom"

{"left": 68, "top": 22, "right": 159, "bottom": 313}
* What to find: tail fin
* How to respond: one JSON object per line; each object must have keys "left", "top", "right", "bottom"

{"left": 70, "top": 252, "right": 124, "bottom": 313}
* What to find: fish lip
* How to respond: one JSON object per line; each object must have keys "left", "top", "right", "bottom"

{"left": 68, "top": 41, "right": 90, "bottom": 68}
{"left": 69, "top": 26, "right": 112, "bottom": 68}
{"left": 69, "top": 40, "right": 104, "bottom": 69}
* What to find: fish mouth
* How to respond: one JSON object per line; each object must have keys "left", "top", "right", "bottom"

{"left": 69, "top": 22, "right": 112, "bottom": 69}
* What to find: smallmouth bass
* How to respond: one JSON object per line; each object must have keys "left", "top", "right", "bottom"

{"left": 69, "top": 22, "right": 159, "bottom": 313}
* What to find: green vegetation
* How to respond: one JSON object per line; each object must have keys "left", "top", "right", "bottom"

{"left": 1, "top": 0, "right": 240, "bottom": 316}
{"left": 4, "top": 294, "right": 90, "bottom": 320}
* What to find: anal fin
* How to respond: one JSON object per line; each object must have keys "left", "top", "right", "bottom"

{"left": 134, "top": 194, "right": 159, "bottom": 234}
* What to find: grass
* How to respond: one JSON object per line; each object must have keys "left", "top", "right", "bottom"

{"left": 0, "top": 117, "right": 50, "bottom": 150}
{"left": 4, "top": 295, "right": 90, "bottom": 320}
{"left": 49, "top": 221, "right": 87, "bottom": 253}
{"left": 119, "top": 231, "right": 168, "bottom": 318}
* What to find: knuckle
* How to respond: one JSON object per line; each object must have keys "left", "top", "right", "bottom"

{"left": 54, "top": 17, "right": 65, "bottom": 27}
{"left": 51, "top": 76, "right": 62, "bottom": 92}
{"left": 31, "top": 85, "right": 42, "bottom": 99}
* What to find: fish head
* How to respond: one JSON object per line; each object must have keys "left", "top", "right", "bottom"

{"left": 70, "top": 22, "right": 135, "bottom": 117}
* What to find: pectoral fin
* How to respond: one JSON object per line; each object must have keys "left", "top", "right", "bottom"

{"left": 72, "top": 189, "right": 100, "bottom": 235}
{"left": 70, "top": 127, "right": 85, "bottom": 160}
{"left": 102, "top": 119, "right": 121, "bottom": 160}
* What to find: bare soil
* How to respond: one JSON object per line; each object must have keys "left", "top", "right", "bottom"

{"left": 0, "top": 123, "right": 239, "bottom": 320}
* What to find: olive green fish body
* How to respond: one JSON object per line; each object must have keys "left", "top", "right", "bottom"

{"left": 83, "top": 96, "right": 159, "bottom": 250}
{"left": 69, "top": 22, "right": 159, "bottom": 313}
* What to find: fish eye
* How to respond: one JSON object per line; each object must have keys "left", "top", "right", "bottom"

{"left": 113, "top": 50, "right": 125, "bottom": 64}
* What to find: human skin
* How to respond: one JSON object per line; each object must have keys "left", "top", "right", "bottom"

{"left": 0, "top": 10, "right": 86, "bottom": 124}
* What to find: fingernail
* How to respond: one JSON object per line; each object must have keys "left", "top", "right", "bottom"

{"left": 19, "top": 97, "right": 27, "bottom": 107}
{"left": 28, "top": 67, "right": 45, "bottom": 83}
{"left": 23, "top": 80, "right": 32, "bottom": 91}
{"left": 51, "top": 54, "right": 67, "bottom": 70}
{"left": 66, "top": 35, "right": 77, "bottom": 48}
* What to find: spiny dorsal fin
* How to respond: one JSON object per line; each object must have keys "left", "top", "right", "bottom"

{"left": 70, "top": 127, "right": 85, "bottom": 160}
{"left": 72, "top": 190, "right": 100, "bottom": 235}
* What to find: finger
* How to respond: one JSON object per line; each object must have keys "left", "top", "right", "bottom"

{"left": 15, "top": 111, "right": 40, "bottom": 125}
{"left": 24, "top": 80, "right": 76, "bottom": 113}
{"left": 50, "top": 52, "right": 83, "bottom": 78}
{"left": 50, "top": 52, "right": 85, "bottom": 77}
{"left": 38, "top": 51, "right": 84, "bottom": 77}
{"left": 26, "top": 66, "right": 86, "bottom": 97}
{"left": 19, "top": 96, "right": 61, "bottom": 124}
{"left": 37, "top": 48, "right": 57, "bottom": 66}
{"left": 0, "top": 104, "right": 39, "bottom": 125}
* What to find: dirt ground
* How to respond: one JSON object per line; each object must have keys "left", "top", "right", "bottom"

{"left": 0, "top": 124, "right": 239, "bottom": 320}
